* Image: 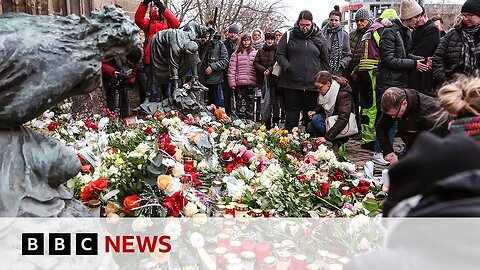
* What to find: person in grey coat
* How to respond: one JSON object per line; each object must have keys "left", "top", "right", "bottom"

{"left": 322, "top": 5, "right": 352, "bottom": 76}
{"left": 197, "top": 33, "right": 229, "bottom": 106}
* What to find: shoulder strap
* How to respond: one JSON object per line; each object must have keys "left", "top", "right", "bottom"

{"left": 286, "top": 30, "right": 290, "bottom": 43}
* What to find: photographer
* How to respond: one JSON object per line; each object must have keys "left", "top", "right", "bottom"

{"left": 102, "top": 47, "right": 143, "bottom": 118}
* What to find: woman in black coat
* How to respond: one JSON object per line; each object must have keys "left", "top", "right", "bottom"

{"left": 276, "top": 10, "right": 330, "bottom": 131}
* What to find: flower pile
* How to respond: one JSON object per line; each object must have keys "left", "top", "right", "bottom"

{"left": 28, "top": 103, "right": 383, "bottom": 218}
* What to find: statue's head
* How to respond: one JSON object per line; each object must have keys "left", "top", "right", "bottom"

{"left": 89, "top": 5, "right": 139, "bottom": 60}
{"left": 184, "top": 22, "right": 208, "bottom": 40}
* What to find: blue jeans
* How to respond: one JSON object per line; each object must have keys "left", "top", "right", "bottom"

{"left": 145, "top": 64, "right": 171, "bottom": 102}
{"left": 375, "top": 121, "right": 398, "bottom": 153}
{"left": 307, "top": 114, "right": 326, "bottom": 137}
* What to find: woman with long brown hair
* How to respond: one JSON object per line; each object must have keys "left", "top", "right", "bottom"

{"left": 307, "top": 70, "right": 354, "bottom": 148}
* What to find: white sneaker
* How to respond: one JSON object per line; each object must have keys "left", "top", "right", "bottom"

{"left": 372, "top": 152, "right": 390, "bottom": 166}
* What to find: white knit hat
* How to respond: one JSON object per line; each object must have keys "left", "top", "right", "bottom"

{"left": 400, "top": 0, "right": 423, "bottom": 20}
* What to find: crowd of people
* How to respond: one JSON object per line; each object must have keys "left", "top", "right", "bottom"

{"left": 100, "top": 0, "right": 480, "bottom": 166}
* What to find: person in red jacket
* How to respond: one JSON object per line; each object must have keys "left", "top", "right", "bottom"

{"left": 135, "top": 0, "right": 180, "bottom": 102}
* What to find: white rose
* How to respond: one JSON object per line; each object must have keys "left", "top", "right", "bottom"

{"left": 183, "top": 202, "right": 199, "bottom": 217}
{"left": 162, "top": 158, "right": 176, "bottom": 167}
{"left": 190, "top": 232, "right": 204, "bottom": 249}
{"left": 172, "top": 163, "right": 185, "bottom": 178}
{"left": 131, "top": 217, "right": 153, "bottom": 232}
{"left": 164, "top": 222, "right": 182, "bottom": 240}
{"left": 165, "top": 178, "right": 182, "bottom": 196}
{"left": 196, "top": 160, "right": 209, "bottom": 170}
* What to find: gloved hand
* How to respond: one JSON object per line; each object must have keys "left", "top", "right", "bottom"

{"left": 153, "top": 0, "right": 166, "bottom": 13}
{"left": 142, "top": 0, "right": 152, "bottom": 6}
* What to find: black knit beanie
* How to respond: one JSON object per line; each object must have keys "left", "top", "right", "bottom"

{"left": 462, "top": 0, "right": 480, "bottom": 17}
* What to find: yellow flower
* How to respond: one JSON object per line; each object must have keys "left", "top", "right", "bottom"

{"left": 258, "top": 131, "right": 265, "bottom": 138}
{"left": 114, "top": 158, "right": 124, "bottom": 167}
{"left": 259, "top": 125, "right": 266, "bottom": 132}
{"left": 157, "top": 175, "right": 173, "bottom": 190}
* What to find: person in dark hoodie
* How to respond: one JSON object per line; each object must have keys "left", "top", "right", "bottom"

{"left": 345, "top": 132, "right": 480, "bottom": 270}
{"left": 408, "top": 6, "right": 440, "bottom": 96}
{"left": 276, "top": 10, "right": 330, "bottom": 131}
{"left": 307, "top": 71, "right": 354, "bottom": 149}
{"left": 222, "top": 24, "right": 240, "bottom": 116}
{"left": 254, "top": 32, "right": 279, "bottom": 128}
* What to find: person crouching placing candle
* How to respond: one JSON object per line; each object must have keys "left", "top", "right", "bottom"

{"left": 307, "top": 71, "right": 356, "bottom": 151}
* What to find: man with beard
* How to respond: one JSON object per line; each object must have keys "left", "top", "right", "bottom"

{"left": 433, "top": 0, "right": 480, "bottom": 86}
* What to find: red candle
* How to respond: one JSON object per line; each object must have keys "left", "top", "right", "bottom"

{"left": 255, "top": 241, "right": 271, "bottom": 269}
{"left": 242, "top": 239, "right": 256, "bottom": 252}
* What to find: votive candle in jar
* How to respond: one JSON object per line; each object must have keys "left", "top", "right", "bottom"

{"left": 235, "top": 204, "right": 249, "bottom": 218}
{"left": 289, "top": 254, "right": 307, "bottom": 270}
{"left": 261, "top": 256, "right": 276, "bottom": 270}
{"left": 276, "top": 250, "right": 291, "bottom": 270}
{"left": 215, "top": 247, "right": 228, "bottom": 269}
{"left": 225, "top": 205, "right": 236, "bottom": 217}
{"left": 217, "top": 233, "right": 230, "bottom": 249}
{"left": 230, "top": 240, "right": 242, "bottom": 257}
{"left": 241, "top": 250, "right": 256, "bottom": 270}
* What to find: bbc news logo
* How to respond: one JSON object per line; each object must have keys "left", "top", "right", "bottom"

{"left": 22, "top": 233, "right": 98, "bottom": 255}
{"left": 22, "top": 233, "right": 171, "bottom": 255}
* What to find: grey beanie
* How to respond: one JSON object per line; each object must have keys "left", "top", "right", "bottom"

{"left": 355, "top": 8, "right": 371, "bottom": 21}
{"left": 228, "top": 24, "right": 239, "bottom": 33}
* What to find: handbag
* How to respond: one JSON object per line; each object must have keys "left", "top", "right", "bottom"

{"left": 271, "top": 30, "right": 290, "bottom": 77}
{"left": 325, "top": 113, "right": 358, "bottom": 138}
{"left": 260, "top": 76, "right": 271, "bottom": 123}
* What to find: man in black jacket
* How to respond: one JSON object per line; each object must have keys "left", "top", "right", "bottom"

{"left": 222, "top": 24, "right": 239, "bottom": 116}
{"left": 373, "top": 0, "right": 430, "bottom": 166}
{"left": 408, "top": 7, "right": 440, "bottom": 96}
{"left": 197, "top": 32, "right": 229, "bottom": 106}
{"left": 376, "top": 87, "right": 447, "bottom": 165}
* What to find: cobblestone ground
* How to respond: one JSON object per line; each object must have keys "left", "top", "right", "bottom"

{"left": 344, "top": 138, "right": 405, "bottom": 176}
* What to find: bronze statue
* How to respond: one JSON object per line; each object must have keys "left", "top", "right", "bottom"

{"left": 0, "top": 6, "right": 138, "bottom": 216}
{"left": 140, "top": 22, "right": 213, "bottom": 115}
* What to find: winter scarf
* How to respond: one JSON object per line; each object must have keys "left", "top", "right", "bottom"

{"left": 460, "top": 24, "right": 480, "bottom": 73}
{"left": 449, "top": 115, "right": 480, "bottom": 142}
{"left": 318, "top": 80, "right": 340, "bottom": 117}
{"left": 325, "top": 26, "right": 343, "bottom": 74}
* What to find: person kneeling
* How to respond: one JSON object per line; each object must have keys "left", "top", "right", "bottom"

{"left": 307, "top": 71, "right": 356, "bottom": 150}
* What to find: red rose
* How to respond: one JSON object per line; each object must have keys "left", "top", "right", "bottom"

{"left": 342, "top": 189, "right": 353, "bottom": 197}
{"left": 144, "top": 127, "right": 154, "bottom": 135}
{"left": 221, "top": 151, "right": 231, "bottom": 160}
{"left": 81, "top": 186, "right": 93, "bottom": 202}
{"left": 225, "top": 163, "right": 234, "bottom": 173}
{"left": 358, "top": 180, "right": 370, "bottom": 187}
{"left": 359, "top": 186, "right": 370, "bottom": 195}
{"left": 90, "top": 177, "right": 108, "bottom": 191}
{"left": 162, "top": 191, "right": 188, "bottom": 217}
{"left": 164, "top": 144, "right": 176, "bottom": 156}
{"left": 47, "top": 122, "right": 57, "bottom": 131}
{"left": 123, "top": 195, "right": 141, "bottom": 209}
{"left": 320, "top": 183, "right": 330, "bottom": 197}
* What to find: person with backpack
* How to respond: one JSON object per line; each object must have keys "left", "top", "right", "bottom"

{"left": 356, "top": 9, "right": 398, "bottom": 151}
{"left": 276, "top": 10, "right": 330, "bottom": 131}
{"left": 135, "top": 0, "right": 180, "bottom": 102}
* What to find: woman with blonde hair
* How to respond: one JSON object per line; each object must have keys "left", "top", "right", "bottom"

{"left": 437, "top": 75, "right": 480, "bottom": 141}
